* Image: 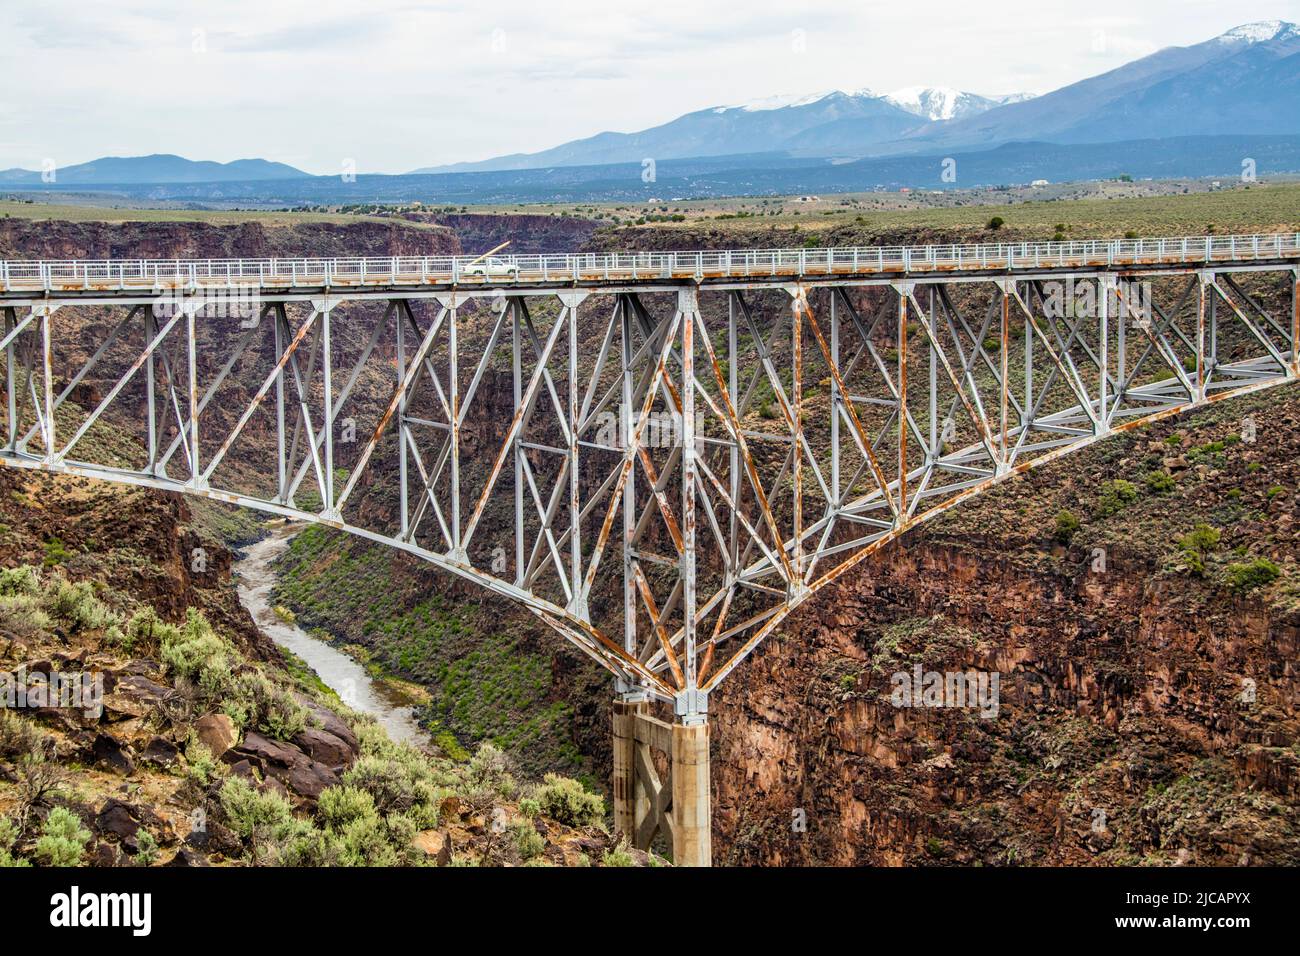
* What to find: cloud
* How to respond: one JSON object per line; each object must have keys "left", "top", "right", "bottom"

{"left": 0, "top": 0, "right": 1282, "bottom": 172}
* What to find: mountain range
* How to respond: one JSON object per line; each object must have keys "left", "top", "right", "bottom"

{"left": 2, "top": 21, "right": 1298, "bottom": 198}
{"left": 418, "top": 20, "right": 1300, "bottom": 173}
{"left": 0, "top": 154, "right": 307, "bottom": 185}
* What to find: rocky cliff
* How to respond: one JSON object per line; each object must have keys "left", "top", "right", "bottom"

{"left": 711, "top": 384, "right": 1299, "bottom": 865}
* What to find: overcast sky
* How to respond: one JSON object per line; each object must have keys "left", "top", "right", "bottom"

{"left": 3, "top": 1, "right": 1298, "bottom": 175}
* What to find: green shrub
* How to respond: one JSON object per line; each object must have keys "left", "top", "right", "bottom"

{"left": 1053, "top": 509, "right": 1081, "bottom": 544}
{"left": 161, "top": 610, "right": 233, "bottom": 697}
{"left": 1144, "top": 470, "right": 1175, "bottom": 494}
{"left": 0, "top": 708, "right": 45, "bottom": 761}
{"left": 0, "top": 565, "right": 41, "bottom": 597}
{"left": 1178, "top": 523, "right": 1220, "bottom": 575}
{"left": 1095, "top": 479, "right": 1138, "bottom": 517}
{"left": 1225, "top": 558, "right": 1280, "bottom": 593}
{"left": 601, "top": 839, "right": 635, "bottom": 867}
{"left": 223, "top": 669, "right": 308, "bottom": 739}
{"left": 336, "top": 814, "right": 398, "bottom": 867}
{"left": 183, "top": 739, "right": 221, "bottom": 787}
{"left": 33, "top": 807, "right": 91, "bottom": 867}
{"left": 219, "top": 777, "right": 294, "bottom": 864}
{"left": 513, "top": 819, "right": 545, "bottom": 860}
{"left": 0, "top": 815, "right": 28, "bottom": 868}
{"left": 45, "top": 578, "right": 119, "bottom": 633}
{"left": 317, "top": 786, "right": 377, "bottom": 831}
{"left": 465, "top": 743, "right": 516, "bottom": 803}
{"left": 534, "top": 773, "right": 605, "bottom": 828}
{"left": 342, "top": 754, "right": 440, "bottom": 824}
{"left": 134, "top": 829, "right": 159, "bottom": 866}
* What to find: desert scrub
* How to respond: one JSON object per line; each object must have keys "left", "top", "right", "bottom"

{"left": 160, "top": 609, "right": 235, "bottom": 697}
{"left": 513, "top": 819, "right": 545, "bottom": 860}
{"left": 219, "top": 776, "right": 295, "bottom": 864}
{"left": 1177, "top": 523, "right": 1221, "bottom": 575}
{"left": 1053, "top": 509, "right": 1081, "bottom": 544}
{"left": 183, "top": 739, "right": 222, "bottom": 787}
{"left": 0, "top": 815, "right": 28, "bottom": 867}
{"left": 0, "top": 708, "right": 46, "bottom": 761}
{"left": 33, "top": 806, "right": 91, "bottom": 867}
{"left": 602, "top": 839, "right": 636, "bottom": 867}
{"left": 533, "top": 773, "right": 605, "bottom": 828}
{"left": 1095, "top": 479, "right": 1138, "bottom": 518}
{"left": 1144, "top": 470, "right": 1175, "bottom": 494}
{"left": 1225, "top": 557, "right": 1280, "bottom": 593}
{"left": 45, "top": 576, "right": 120, "bottom": 633}
{"left": 222, "top": 669, "right": 309, "bottom": 740}
{"left": 463, "top": 742, "right": 517, "bottom": 805}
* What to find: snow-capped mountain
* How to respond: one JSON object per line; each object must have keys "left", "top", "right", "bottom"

{"left": 1215, "top": 19, "right": 1300, "bottom": 45}
{"left": 416, "top": 20, "right": 1300, "bottom": 173}
{"left": 897, "top": 19, "right": 1300, "bottom": 152}
{"left": 884, "top": 87, "right": 1034, "bottom": 122}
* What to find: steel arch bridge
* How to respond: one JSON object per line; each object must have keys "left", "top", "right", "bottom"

{"left": 2, "top": 232, "right": 1298, "bottom": 864}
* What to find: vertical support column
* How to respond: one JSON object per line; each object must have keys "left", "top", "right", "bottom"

{"left": 1024, "top": 283, "right": 1034, "bottom": 435}
{"left": 4, "top": 307, "right": 17, "bottom": 453}
{"left": 1196, "top": 273, "right": 1208, "bottom": 401}
{"left": 566, "top": 295, "right": 582, "bottom": 613}
{"left": 897, "top": 287, "right": 908, "bottom": 515}
{"left": 999, "top": 282, "right": 1009, "bottom": 472}
{"left": 671, "top": 718, "right": 711, "bottom": 867}
{"left": 448, "top": 294, "right": 463, "bottom": 560}
{"left": 321, "top": 305, "right": 335, "bottom": 516}
{"left": 40, "top": 308, "right": 55, "bottom": 464}
{"left": 928, "top": 289, "right": 937, "bottom": 464}
{"left": 680, "top": 288, "right": 699, "bottom": 689}
{"left": 513, "top": 299, "right": 526, "bottom": 583}
{"left": 790, "top": 290, "right": 803, "bottom": 583}
{"left": 186, "top": 305, "right": 200, "bottom": 484}
{"left": 727, "top": 293, "right": 740, "bottom": 562}
{"left": 397, "top": 304, "right": 410, "bottom": 537}
{"left": 1291, "top": 268, "right": 1299, "bottom": 378}
{"left": 1116, "top": 279, "right": 1126, "bottom": 402}
{"left": 1097, "top": 276, "right": 1110, "bottom": 433}
{"left": 619, "top": 297, "right": 637, "bottom": 661}
{"left": 145, "top": 308, "right": 158, "bottom": 473}
{"left": 611, "top": 699, "right": 645, "bottom": 842}
{"left": 1209, "top": 276, "right": 1218, "bottom": 374}
{"left": 830, "top": 290, "right": 840, "bottom": 506}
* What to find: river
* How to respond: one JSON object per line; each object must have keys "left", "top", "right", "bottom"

{"left": 233, "top": 522, "right": 431, "bottom": 749}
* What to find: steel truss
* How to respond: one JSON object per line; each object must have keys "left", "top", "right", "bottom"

{"left": 1, "top": 261, "right": 1297, "bottom": 728}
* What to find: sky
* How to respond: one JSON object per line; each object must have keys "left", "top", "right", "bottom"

{"left": 3, "top": 0, "right": 1299, "bottom": 175}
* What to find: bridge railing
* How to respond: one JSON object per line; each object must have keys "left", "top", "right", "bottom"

{"left": 2, "top": 232, "right": 1299, "bottom": 291}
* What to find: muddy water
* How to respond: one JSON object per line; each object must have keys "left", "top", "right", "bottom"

{"left": 234, "top": 522, "right": 430, "bottom": 749}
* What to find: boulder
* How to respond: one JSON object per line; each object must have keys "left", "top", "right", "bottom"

{"left": 414, "top": 829, "right": 452, "bottom": 866}
{"left": 166, "top": 847, "right": 210, "bottom": 867}
{"left": 96, "top": 798, "right": 142, "bottom": 841}
{"left": 298, "top": 697, "right": 360, "bottom": 751}
{"left": 91, "top": 733, "right": 135, "bottom": 774}
{"left": 194, "top": 714, "right": 237, "bottom": 755}
{"left": 292, "top": 727, "right": 357, "bottom": 770}
{"left": 141, "top": 736, "right": 180, "bottom": 769}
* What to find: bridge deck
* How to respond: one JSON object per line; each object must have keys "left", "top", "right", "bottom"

{"left": 2, "top": 232, "right": 1298, "bottom": 296}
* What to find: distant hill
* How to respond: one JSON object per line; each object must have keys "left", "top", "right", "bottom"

{"left": 411, "top": 91, "right": 925, "bottom": 174}
{"left": 15, "top": 135, "right": 1297, "bottom": 207}
{"left": 0, "top": 154, "right": 309, "bottom": 185}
